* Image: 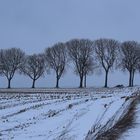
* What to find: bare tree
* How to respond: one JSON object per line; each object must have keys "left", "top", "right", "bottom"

{"left": 119, "top": 41, "right": 140, "bottom": 87}
{"left": 0, "top": 48, "right": 25, "bottom": 88}
{"left": 83, "top": 57, "right": 96, "bottom": 88}
{"left": 20, "top": 54, "right": 46, "bottom": 88}
{"left": 45, "top": 43, "right": 68, "bottom": 88}
{"left": 94, "top": 39, "right": 119, "bottom": 88}
{"left": 66, "top": 39, "right": 94, "bottom": 88}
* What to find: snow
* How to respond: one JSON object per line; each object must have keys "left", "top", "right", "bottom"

{"left": 0, "top": 87, "right": 139, "bottom": 140}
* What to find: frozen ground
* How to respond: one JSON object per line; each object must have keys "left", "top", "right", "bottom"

{"left": 0, "top": 87, "right": 139, "bottom": 140}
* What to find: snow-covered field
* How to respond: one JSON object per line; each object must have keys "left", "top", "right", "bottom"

{"left": 0, "top": 87, "right": 140, "bottom": 140}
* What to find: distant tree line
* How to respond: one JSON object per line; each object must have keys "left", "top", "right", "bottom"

{"left": 0, "top": 38, "right": 140, "bottom": 88}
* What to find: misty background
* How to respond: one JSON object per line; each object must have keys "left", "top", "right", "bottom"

{"left": 0, "top": 0, "right": 140, "bottom": 88}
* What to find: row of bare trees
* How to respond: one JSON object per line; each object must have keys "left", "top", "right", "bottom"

{"left": 0, "top": 38, "right": 140, "bottom": 88}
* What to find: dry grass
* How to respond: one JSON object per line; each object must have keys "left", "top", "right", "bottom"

{"left": 85, "top": 97, "right": 138, "bottom": 140}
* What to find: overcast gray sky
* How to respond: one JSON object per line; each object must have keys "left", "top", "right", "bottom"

{"left": 0, "top": 0, "right": 140, "bottom": 88}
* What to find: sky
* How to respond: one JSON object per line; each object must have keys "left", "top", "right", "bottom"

{"left": 0, "top": 0, "right": 140, "bottom": 88}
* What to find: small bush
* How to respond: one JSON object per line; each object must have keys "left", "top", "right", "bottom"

{"left": 68, "top": 104, "right": 73, "bottom": 109}
{"left": 48, "top": 110, "right": 58, "bottom": 117}
{"left": 85, "top": 99, "right": 89, "bottom": 102}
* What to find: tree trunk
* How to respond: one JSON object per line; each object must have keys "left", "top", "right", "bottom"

{"left": 56, "top": 76, "right": 59, "bottom": 88}
{"left": 79, "top": 75, "right": 83, "bottom": 88}
{"left": 129, "top": 71, "right": 132, "bottom": 87}
{"left": 131, "top": 70, "right": 135, "bottom": 87}
{"left": 8, "top": 79, "right": 11, "bottom": 88}
{"left": 104, "top": 70, "right": 109, "bottom": 88}
{"left": 84, "top": 74, "right": 87, "bottom": 88}
{"left": 32, "top": 79, "right": 36, "bottom": 88}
